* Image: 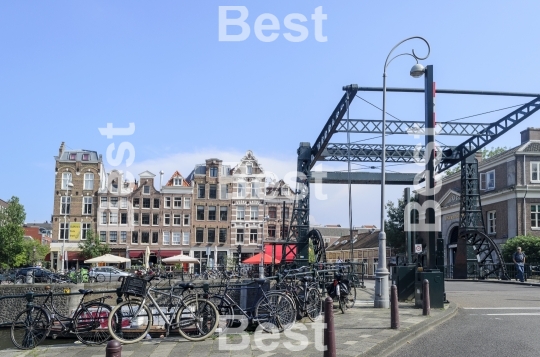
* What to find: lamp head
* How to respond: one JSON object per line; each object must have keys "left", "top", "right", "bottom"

{"left": 410, "top": 63, "right": 425, "bottom": 78}
{"left": 67, "top": 182, "right": 74, "bottom": 187}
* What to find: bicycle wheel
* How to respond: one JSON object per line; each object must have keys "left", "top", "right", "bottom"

{"left": 175, "top": 298, "right": 219, "bottom": 341}
{"left": 73, "top": 302, "right": 113, "bottom": 345}
{"left": 254, "top": 292, "right": 295, "bottom": 333}
{"left": 108, "top": 299, "right": 152, "bottom": 344}
{"left": 305, "top": 287, "right": 323, "bottom": 322}
{"left": 11, "top": 307, "right": 51, "bottom": 350}
{"left": 96, "top": 274, "right": 105, "bottom": 283}
{"left": 207, "top": 296, "right": 234, "bottom": 335}
{"left": 338, "top": 296, "right": 345, "bottom": 314}
{"left": 345, "top": 285, "right": 356, "bottom": 309}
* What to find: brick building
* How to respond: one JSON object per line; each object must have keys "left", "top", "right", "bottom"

{"left": 51, "top": 143, "right": 105, "bottom": 271}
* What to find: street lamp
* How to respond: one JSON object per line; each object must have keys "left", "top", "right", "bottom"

{"left": 259, "top": 214, "right": 270, "bottom": 278}
{"left": 374, "top": 36, "right": 430, "bottom": 309}
{"left": 62, "top": 181, "right": 74, "bottom": 273}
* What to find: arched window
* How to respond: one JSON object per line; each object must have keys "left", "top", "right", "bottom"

{"left": 61, "top": 172, "right": 72, "bottom": 190}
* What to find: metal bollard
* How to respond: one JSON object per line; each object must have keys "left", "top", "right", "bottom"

{"left": 105, "top": 340, "right": 122, "bottom": 357}
{"left": 323, "top": 297, "right": 336, "bottom": 357}
{"left": 422, "top": 279, "right": 430, "bottom": 316}
{"left": 390, "top": 284, "right": 399, "bottom": 329}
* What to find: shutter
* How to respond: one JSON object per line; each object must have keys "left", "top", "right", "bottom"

{"left": 480, "top": 173, "right": 486, "bottom": 190}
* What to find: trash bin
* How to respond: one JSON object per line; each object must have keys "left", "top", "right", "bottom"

{"left": 26, "top": 270, "right": 34, "bottom": 284}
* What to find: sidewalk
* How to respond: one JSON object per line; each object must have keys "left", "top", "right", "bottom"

{"left": 2, "top": 283, "right": 457, "bottom": 357}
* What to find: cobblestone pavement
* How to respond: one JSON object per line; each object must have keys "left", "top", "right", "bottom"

{"left": 2, "top": 282, "right": 457, "bottom": 357}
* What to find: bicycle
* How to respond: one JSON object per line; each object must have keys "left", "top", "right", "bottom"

{"left": 277, "top": 268, "right": 323, "bottom": 322}
{"left": 10, "top": 288, "right": 114, "bottom": 349}
{"left": 107, "top": 275, "right": 219, "bottom": 344}
{"left": 326, "top": 270, "right": 355, "bottom": 313}
{"left": 207, "top": 276, "right": 296, "bottom": 334}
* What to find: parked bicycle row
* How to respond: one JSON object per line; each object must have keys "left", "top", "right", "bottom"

{"left": 8, "top": 263, "right": 359, "bottom": 350}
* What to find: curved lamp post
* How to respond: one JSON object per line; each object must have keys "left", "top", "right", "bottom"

{"left": 374, "top": 36, "right": 430, "bottom": 308}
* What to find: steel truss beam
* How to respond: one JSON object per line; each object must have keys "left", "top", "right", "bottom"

{"left": 438, "top": 96, "right": 540, "bottom": 172}
{"left": 336, "top": 119, "right": 490, "bottom": 136}
{"left": 311, "top": 85, "right": 358, "bottom": 169}
{"left": 321, "top": 143, "right": 454, "bottom": 163}
{"left": 310, "top": 171, "right": 416, "bottom": 185}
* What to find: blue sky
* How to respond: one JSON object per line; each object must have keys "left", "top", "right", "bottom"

{"left": 2, "top": 1, "right": 540, "bottom": 226}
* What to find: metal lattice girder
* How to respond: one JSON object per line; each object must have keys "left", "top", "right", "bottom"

{"left": 438, "top": 96, "right": 540, "bottom": 172}
{"left": 321, "top": 143, "right": 455, "bottom": 163}
{"left": 310, "top": 171, "right": 416, "bottom": 185}
{"left": 310, "top": 85, "right": 358, "bottom": 169}
{"left": 336, "top": 119, "right": 491, "bottom": 136}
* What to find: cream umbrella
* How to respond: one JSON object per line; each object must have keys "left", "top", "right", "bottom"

{"left": 161, "top": 254, "right": 200, "bottom": 264}
{"left": 144, "top": 246, "right": 151, "bottom": 270}
{"left": 84, "top": 254, "right": 130, "bottom": 264}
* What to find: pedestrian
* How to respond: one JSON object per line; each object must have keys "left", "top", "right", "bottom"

{"left": 513, "top": 246, "right": 526, "bottom": 282}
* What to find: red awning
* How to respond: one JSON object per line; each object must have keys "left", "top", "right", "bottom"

{"left": 158, "top": 250, "right": 182, "bottom": 258}
{"left": 45, "top": 253, "right": 51, "bottom": 261}
{"left": 67, "top": 252, "right": 84, "bottom": 260}
{"left": 129, "top": 250, "right": 145, "bottom": 259}
{"left": 265, "top": 244, "right": 296, "bottom": 262}
{"left": 243, "top": 253, "right": 280, "bottom": 265}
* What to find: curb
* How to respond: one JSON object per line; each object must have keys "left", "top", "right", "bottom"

{"left": 361, "top": 301, "right": 458, "bottom": 357}
{"left": 447, "top": 279, "right": 540, "bottom": 286}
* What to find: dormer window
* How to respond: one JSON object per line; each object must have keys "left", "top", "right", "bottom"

{"left": 173, "top": 178, "right": 183, "bottom": 186}
{"left": 69, "top": 153, "right": 76, "bottom": 160}
{"left": 246, "top": 165, "right": 253, "bottom": 175}
{"left": 282, "top": 187, "right": 289, "bottom": 196}
{"left": 143, "top": 185, "right": 150, "bottom": 194}
{"left": 210, "top": 167, "right": 218, "bottom": 177}
{"left": 82, "top": 153, "right": 89, "bottom": 161}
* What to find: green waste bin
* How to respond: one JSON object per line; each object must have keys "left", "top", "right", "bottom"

{"left": 391, "top": 265, "right": 416, "bottom": 301}
{"left": 414, "top": 270, "right": 445, "bottom": 309}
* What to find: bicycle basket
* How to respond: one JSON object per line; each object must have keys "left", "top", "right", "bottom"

{"left": 120, "top": 276, "right": 148, "bottom": 297}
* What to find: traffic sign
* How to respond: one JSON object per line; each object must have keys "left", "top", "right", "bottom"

{"left": 415, "top": 244, "right": 423, "bottom": 254}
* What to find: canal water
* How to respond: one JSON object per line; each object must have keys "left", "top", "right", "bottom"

{"left": 0, "top": 328, "right": 76, "bottom": 350}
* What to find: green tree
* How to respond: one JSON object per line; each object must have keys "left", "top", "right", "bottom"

{"left": 78, "top": 230, "right": 110, "bottom": 260}
{"left": 0, "top": 196, "right": 27, "bottom": 269}
{"left": 385, "top": 192, "right": 411, "bottom": 254}
{"left": 21, "top": 238, "right": 50, "bottom": 266}
{"left": 308, "top": 240, "right": 315, "bottom": 263}
{"left": 501, "top": 235, "right": 540, "bottom": 264}
{"left": 445, "top": 146, "right": 508, "bottom": 176}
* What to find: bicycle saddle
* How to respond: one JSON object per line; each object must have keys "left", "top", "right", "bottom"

{"left": 177, "top": 282, "right": 195, "bottom": 289}
{"left": 254, "top": 278, "right": 267, "bottom": 285}
{"left": 78, "top": 289, "right": 93, "bottom": 295}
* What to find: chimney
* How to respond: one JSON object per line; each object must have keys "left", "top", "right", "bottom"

{"left": 521, "top": 127, "right": 540, "bottom": 144}
{"left": 475, "top": 151, "right": 483, "bottom": 164}
{"left": 59, "top": 142, "right": 65, "bottom": 156}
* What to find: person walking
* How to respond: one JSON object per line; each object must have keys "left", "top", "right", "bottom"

{"left": 513, "top": 247, "right": 526, "bottom": 282}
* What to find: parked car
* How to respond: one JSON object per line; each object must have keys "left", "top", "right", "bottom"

{"left": 89, "top": 266, "right": 130, "bottom": 282}
{"left": 15, "top": 267, "right": 70, "bottom": 284}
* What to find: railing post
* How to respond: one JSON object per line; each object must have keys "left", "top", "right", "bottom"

{"left": 105, "top": 340, "right": 122, "bottom": 357}
{"left": 25, "top": 292, "right": 34, "bottom": 309}
{"left": 323, "top": 297, "right": 336, "bottom": 357}
{"left": 422, "top": 279, "right": 430, "bottom": 316}
{"left": 390, "top": 284, "right": 399, "bottom": 329}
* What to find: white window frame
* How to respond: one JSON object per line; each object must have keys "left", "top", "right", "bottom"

{"left": 210, "top": 167, "right": 218, "bottom": 177}
{"left": 237, "top": 206, "right": 245, "bottom": 220}
{"left": 246, "top": 164, "right": 252, "bottom": 175}
{"left": 480, "top": 170, "right": 495, "bottom": 191}
{"left": 220, "top": 184, "right": 228, "bottom": 199}
{"left": 59, "top": 223, "right": 69, "bottom": 240}
{"left": 487, "top": 210, "right": 496, "bottom": 234}
{"left": 174, "top": 197, "right": 182, "bottom": 208}
{"left": 282, "top": 187, "right": 289, "bottom": 196}
{"left": 250, "top": 205, "right": 258, "bottom": 220}
{"left": 109, "top": 231, "right": 118, "bottom": 244}
{"left": 251, "top": 182, "right": 258, "bottom": 197}
{"left": 237, "top": 183, "right": 245, "bottom": 198}
{"left": 236, "top": 229, "right": 244, "bottom": 244}
{"left": 84, "top": 173, "right": 94, "bottom": 190}
{"left": 163, "top": 231, "right": 170, "bottom": 245}
{"left": 164, "top": 213, "right": 170, "bottom": 225}
{"left": 165, "top": 197, "right": 171, "bottom": 208}
{"left": 110, "top": 197, "right": 118, "bottom": 208}
{"left": 173, "top": 177, "right": 183, "bottom": 186}
{"left": 531, "top": 162, "right": 540, "bottom": 182}
{"left": 173, "top": 214, "right": 181, "bottom": 226}
{"left": 182, "top": 232, "right": 190, "bottom": 245}
{"left": 143, "top": 185, "right": 150, "bottom": 194}
{"left": 101, "top": 212, "right": 108, "bottom": 225}
{"left": 172, "top": 232, "right": 181, "bottom": 245}
{"left": 61, "top": 172, "right": 72, "bottom": 190}
{"left": 99, "top": 231, "right": 107, "bottom": 243}
{"left": 532, "top": 205, "right": 540, "bottom": 229}
{"left": 249, "top": 229, "right": 257, "bottom": 244}
{"left": 183, "top": 214, "right": 190, "bottom": 226}
{"left": 100, "top": 197, "right": 108, "bottom": 208}
{"left": 60, "top": 196, "right": 71, "bottom": 215}
{"left": 120, "top": 197, "right": 127, "bottom": 208}
{"left": 120, "top": 231, "right": 127, "bottom": 244}
{"left": 184, "top": 197, "right": 191, "bottom": 209}
{"left": 82, "top": 223, "right": 91, "bottom": 240}
{"left": 109, "top": 212, "right": 118, "bottom": 225}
